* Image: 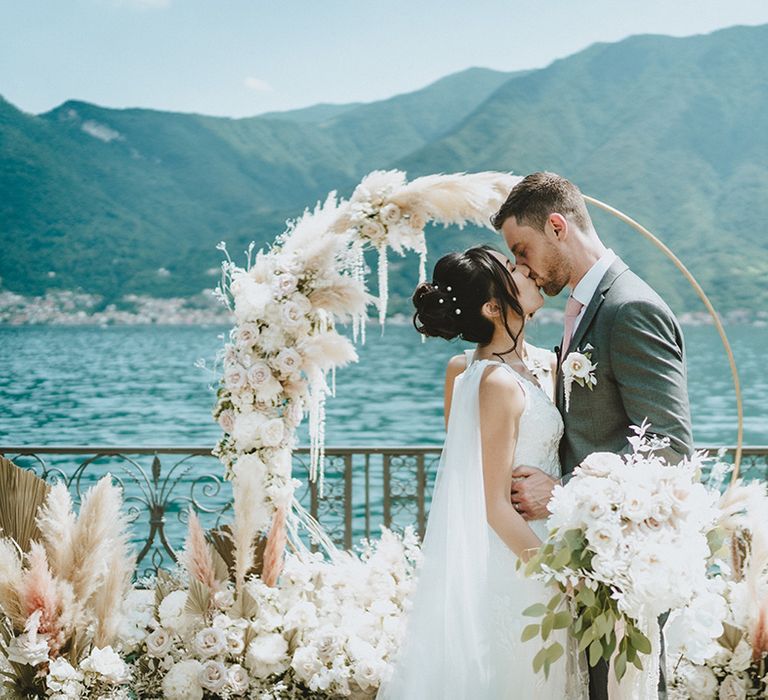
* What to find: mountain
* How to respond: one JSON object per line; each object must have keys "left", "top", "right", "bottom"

{"left": 1, "top": 28, "right": 767, "bottom": 315}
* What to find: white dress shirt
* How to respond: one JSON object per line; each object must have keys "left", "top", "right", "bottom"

{"left": 570, "top": 249, "right": 617, "bottom": 333}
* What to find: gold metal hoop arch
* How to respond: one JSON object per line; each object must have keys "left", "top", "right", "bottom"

{"left": 583, "top": 196, "right": 744, "bottom": 481}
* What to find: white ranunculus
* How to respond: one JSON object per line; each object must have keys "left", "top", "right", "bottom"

{"left": 226, "top": 663, "right": 250, "bottom": 694}
{"left": 259, "top": 418, "right": 285, "bottom": 448}
{"left": 162, "top": 659, "right": 204, "bottom": 700}
{"left": 198, "top": 659, "right": 227, "bottom": 693}
{"left": 683, "top": 664, "right": 718, "bottom": 700}
{"left": 585, "top": 521, "right": 621, "bottom": 559}
{"left": 379, "top": 203, "right": 402, "bottom": 225}
{"left": 718, "top": 673, "right": 748, "bottom": 700}
{"left": 231, "top": 412, "right": 267, "bottom": 450}
{"left": 728, "top": 639, "right": 752, "bottom": 673}
{"left": 158, "top": 590, "right": 189, "bottom": 635}
{"left": 193, "top": 626, "right": 228, "bottom": 658}
{"left": 245, "top": 633, "right": 289, "bottom": 678}
{"left": 146, "top": 627, "right": 174, "bottom": 658}
{"left": 274, "top": 348, "right": 302, "bottom": 378}
{"left": 291, "top": 645, "right": 324, "bottom": 682}
{"left": 79, "top": 646, "right": 130, "bottom": 684}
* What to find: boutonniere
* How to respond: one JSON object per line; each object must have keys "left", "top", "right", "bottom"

{"left": 562, "top": 344, "right": 597, "bottom": 411}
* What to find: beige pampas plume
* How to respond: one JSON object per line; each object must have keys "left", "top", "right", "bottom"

{"left": 69, "top": 476, "right": 127, "bottom": 610}
{"left": 390, "top": 172, "right": 521, "bottom": 229}
{"left": 182, "top": 510, "right": 218, "bottom": 592}
{"left": 308, "top": 275, "right": 371, "bottom": 319}
{"left": 354, "top": 170, "right": 407, "bottom": 198}
{"left": 230, "top": 465, "right": 265, "bottom": 594}
{"left": 0, "top": 537, "right": 25, "bottom": 627}
{"left": 36, "top": 482, "right": 77, "bottom": 578}
{"left": 282, "top": 192, "right": 343, "bottom": 255}
{"left": 261, "top": 505, "right": 287, "bottom": 587}
{"left": 299, "top": 332, "right": 358, "bottom": 372}
{"left": 91, "top": 544, "right": 134, "bottom": 649}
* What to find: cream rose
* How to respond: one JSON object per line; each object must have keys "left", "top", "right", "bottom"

{"left": 226, "top": 663, "right": 250, "bottom": 694}
{"left": 146, "top": 627, "right": 174, "bottom": 658}
{"left": 198, "top": 660, "right": 227, "bottom": 693}
{"left": 193, "top": 626, "right": 227, "bottom": 658}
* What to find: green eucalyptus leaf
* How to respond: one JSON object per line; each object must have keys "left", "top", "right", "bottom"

{"left": 522, "top": 603, "right": 548, "bottom": 618}
{"left": 522, "top": 624, "right": 540, "bottom": 643}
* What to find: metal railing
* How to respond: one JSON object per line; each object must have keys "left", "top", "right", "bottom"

{"left": 1, "top": 445, "right": 765, "bottom": 577}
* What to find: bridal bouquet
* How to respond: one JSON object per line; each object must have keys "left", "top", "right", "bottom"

{"left": 521, "top": 424, "right": 722, "bottom": 688}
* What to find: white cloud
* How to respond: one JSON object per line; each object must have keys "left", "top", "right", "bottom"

{"left": 244, "top": 77, "right": 273, "bottom": 93}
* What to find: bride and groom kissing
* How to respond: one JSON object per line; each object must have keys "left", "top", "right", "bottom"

{"left": 378, "top": 172, "right": 694, "bottom": 699}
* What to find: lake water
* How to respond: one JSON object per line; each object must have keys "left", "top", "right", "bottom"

{"left": 1, "top": 322, "right": 765, "bottom": 447}
{"left": 1, "top": 322, "right": 766, "bottom": 561}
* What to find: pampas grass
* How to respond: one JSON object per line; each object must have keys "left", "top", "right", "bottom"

{"left": 0, "top": 538, "right": 25, "bottom": 627}
{"left": 182, "top": 510, "right": 217, "bottom": 592}
{"left": 231, "top": 465, "right": 265, "bottom": 594}
{"left": 19, "top": 542, "right": 64, "bottom": 653}
{"left": 308, "top": 276, "right": 371, "bottom": 320}
{"left": 299, "top": 332, "right": 358, "bottom": 373}
{"left": 261, "top": 505, "right": 287, "bottom": 587}
{"left": 36, "top": 482, "right": 76, "bottom": 579}
{"left": 91, "top": 544, "right": 135, "bottom": 648}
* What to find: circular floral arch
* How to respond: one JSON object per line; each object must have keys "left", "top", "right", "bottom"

{"left": 212, "top": 170, "right": 743, "bottom": 587}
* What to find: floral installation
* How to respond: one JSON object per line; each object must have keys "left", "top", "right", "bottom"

{"left": 667, "top": 474, "right": 768, "bottom": 699}
{"left": 0, "top": 473, "right": 136, "bottom": 699}
{"left": 211, "top": 170, "right": 519, "bottom": 582}
{"left": 561, "top": 344, "right": 597, "bottom": 411}
{"left": 520, "top": 423, "right": 722, "bottom": 694}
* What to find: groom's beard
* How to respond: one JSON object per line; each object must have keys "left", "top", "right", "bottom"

{"left": 538, "top": 256, "right": 571, "bottom": 297}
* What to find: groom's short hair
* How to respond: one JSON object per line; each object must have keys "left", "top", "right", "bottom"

{"left": 491, "top": 171, "right": 592, "bottom": 233}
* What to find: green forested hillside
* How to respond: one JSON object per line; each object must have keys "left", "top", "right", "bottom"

{"left": 1, "top": 27, "right": 767, "bottom": 315}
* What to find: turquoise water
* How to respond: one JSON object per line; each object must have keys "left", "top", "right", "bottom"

{"left": 1, "top": 322, "right": 765, "bottom": 447}
{"left": 1, "top": 322, "right": 765, "bottom": 562}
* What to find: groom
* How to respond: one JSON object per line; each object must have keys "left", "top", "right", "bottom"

{"left": 491, "top": 172, "right": 694, "bottom": 699}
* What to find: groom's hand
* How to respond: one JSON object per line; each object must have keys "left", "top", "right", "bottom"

{"left": 510, "top": 466, "right": 557, "bottom": 520}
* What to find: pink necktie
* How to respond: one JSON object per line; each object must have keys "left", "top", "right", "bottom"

{"left": 561, "top": 296, "right": 584, "bottom": 359}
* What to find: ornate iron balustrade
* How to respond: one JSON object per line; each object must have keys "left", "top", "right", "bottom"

{"left": 0, "top": 445, "right": 765, "bottom": 577}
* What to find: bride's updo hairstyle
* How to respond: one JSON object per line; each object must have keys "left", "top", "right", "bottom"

{"left": 412, "top": 245, "right": 525, "bottom": 347}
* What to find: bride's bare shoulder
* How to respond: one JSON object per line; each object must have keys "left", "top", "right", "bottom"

{"left": 479, "top": 364, "right": 526, "bottom": 415}
{"left": 446, "top": 353, "right": 467, "bottom": 374}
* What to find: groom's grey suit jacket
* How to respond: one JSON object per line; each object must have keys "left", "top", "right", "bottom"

{"left": 556, "top": 258, "right": 694, "bottom": 479}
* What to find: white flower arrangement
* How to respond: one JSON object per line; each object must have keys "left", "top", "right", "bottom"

{"left": 522, "top": 424, "right": 722, "bottom": 688}
{"left": 561, "top": 344, "right": 597, "bottom": 411}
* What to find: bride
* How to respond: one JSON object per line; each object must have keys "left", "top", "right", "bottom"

{"left": 378, "top": 245, "right": 584, "bottom": 699}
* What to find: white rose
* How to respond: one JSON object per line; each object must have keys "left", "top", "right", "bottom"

{"left": 580, "top": 452, "right": 623, "bottom": 478}
{"left": 259, "top": 418, "right": 285, "bottom": 448}
{"left": 360, "top": 218, "right": 386, "bottom": 242}
{"left": 6, "top": 632, "right": 49, "bottom": 667}
{"left": 213, "top": 588, "right": 235, "bottom": 610}
{"left": 273, "top": 348, "right": 302, "bottom": 378}
{"left": 565, "top": 352, "right": 592, "bottom": 380}
{"left": 162, "top": 659, "right": 204, "bottom": 700}
{"left": 621, "top": 491, "right": 651, "bottom": 522}
{"left": 284, "top": 601, "right": 319, "bottom": 630}
{"left": 353, "top": 656, "right": 386, "bottom": 691}
{"left": 236, "top": 323, "right": 260, "bottom": 348}
{"left": 79, "top": 646, "right": 130, "bottom": 684}
{"left": 273, "top": 272, "right": 299, "bottom": 298}
{"left": 224, "top": 363, "right": 248, "bottom": 391}
{"left": 226, "top": 663, "right": 250, "bottom": 695}
{"left": 585, "top": 521, "right": 621, "bottom": 559}
{"left": 379, "top": 203, "right": 401, "bottom": 225}
{"left": 226, "top": 629, "right": 246, "bottom": 655}
{"left": 217, "top": 409, "right": 235, "bottom": 435}
{"left": 158, "top": 590, "right": 189, "bottom": 635}
{"left": 728, "top": 639, "right": 752, "bottom": 673}
{"left": 47, "top": 658, "right": 84, "bottom": 693}
{"left": 280, "top": 297, "right": 312, "bottom": 333}
{"left": 245, "top": 633, "right": 289, "bottom": 678}
{"left": 683, "top": 664, "right": 718, "bottom": 700}
{"left": 231, "top": 412, "right": 267, "bottom": 450}
{"left": 291, "top": 645, "right": 324, "bottom": 682}
{"left": 719, "top": 673, "right": 748, "bottom": 700}
{"left": 193, "top": 627, "right": 227, "bottom": 658}
{"left": 198, "top": 659, "right": 227, "bottom": 693}
{"left": 146, "top": 627, "right": 174, "bottom": 658}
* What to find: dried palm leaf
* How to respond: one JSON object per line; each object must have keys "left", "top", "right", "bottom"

{"left": 0, "top": 457, "right": 50, "bottom": 553}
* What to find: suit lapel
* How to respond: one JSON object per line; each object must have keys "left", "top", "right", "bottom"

{"left": 564, "top": 258, "right": 629, "bottom": 356}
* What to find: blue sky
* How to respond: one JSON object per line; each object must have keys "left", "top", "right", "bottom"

{"left": 2, "top": 0, "right": 768, "bottom": 118}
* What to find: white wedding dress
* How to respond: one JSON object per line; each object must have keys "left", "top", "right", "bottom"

{"left": 378, "top": 350, "right": 586, "bottom": 700}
